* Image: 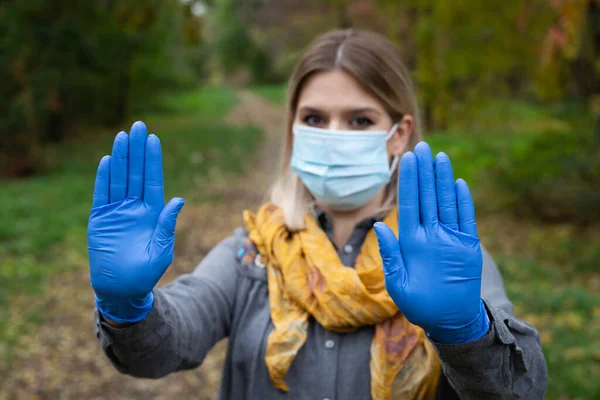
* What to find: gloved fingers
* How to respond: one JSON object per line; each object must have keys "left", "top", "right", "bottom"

{"left": 92, "top": 155, "right": 111, "bottom": 208}
{"left": 127, "top": 121, "right": 148, "bottom": 199}
{"left": 109, "top": 131, "right": 128, "bottom": 203}
{"left": 151, "top": 197, "right": 185, "bottom": 254}
{"left": 144, "top": 134, "right": 165, "bottom": 210}
{"left": 414, "top": 142, "right": 438, "bottom": 226}
{"left": 434, "top": 152, "right": 459, "bottom": 231}
{"left": 374, "top": 222, "right": 408, "bottom": 289}
{"left": 456, "top": 178, "right": 478, "bottom": 237}
{"left": 398, "top": 151, "right": 419, "bottom": 236}
{"left": 374, "top": 223, "right": 406, "bottom": 278}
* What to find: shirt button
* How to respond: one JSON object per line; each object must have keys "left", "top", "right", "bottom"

{"left": 343, "top": 244, "right": 353, "bottom": 254}
{"left": 325, "top": 340, "right": 335, "bottom": 349}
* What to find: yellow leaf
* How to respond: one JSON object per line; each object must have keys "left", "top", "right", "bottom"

{"left": 563, "top": 347, "right": 586, "bottom": 361}
{"left": 539, "top": 330, "right": 553, "bottom": 344}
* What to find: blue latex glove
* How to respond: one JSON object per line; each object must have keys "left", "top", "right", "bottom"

{"left": 88, "top": 121, "right": 185, "bottom": 323}
{"left": 374, "top": 142, "right": 489, "bottom": 344}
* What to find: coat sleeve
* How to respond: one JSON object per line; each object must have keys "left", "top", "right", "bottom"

{"left": 94, "top": 234, "right": 244, "bottom": 378}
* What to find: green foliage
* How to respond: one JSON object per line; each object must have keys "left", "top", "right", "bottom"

{"left": 248, "top": 84, "right": 287, "bottom": 104}
{"left": 0, "top": 87, "right": 262, "bottom": 351}
{"left": 372, "top": 0, "right": 599, "bottom": 132}
{"left": 211, "top": 0, "right": 274, "bottom": 83}
{"left": 533, "top": 0, "right": 598, "bottom": 102}
{"left": 374, "top": 0, "right": 552, "bottom": 129}
{"left": 210, "top": 0, "right": 597, "bottom": 132}
{"left": 0, "top": 0, "right": 203, "bottom": 177}
{"left": 424, "top": 98, "right": 600, "bottom": 227}
{"left": 491, "top": 102, "right": 600, "bottom": 223}
{"left": 212, "top": 0, "right": 254, "bottom": 74}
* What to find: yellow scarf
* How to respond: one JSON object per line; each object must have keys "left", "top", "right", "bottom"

{"left": 243, "top": 203, "right": 441, "bottom": 399}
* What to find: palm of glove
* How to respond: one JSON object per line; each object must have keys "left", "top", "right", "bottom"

{"left": 88, "top": 121, "right": 184, "bottom": 321}
{"left": 374, "top": 142, "right": 487, "bottom": 344}
{"left": 385, "top": 218, "right": 483, "bottom": 334}
{"left": 89, "top": 199, "right": 164, "bottom": 299}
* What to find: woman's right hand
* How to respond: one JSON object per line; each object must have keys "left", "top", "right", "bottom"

{"left": 88, "top": 121, "right": 185, "bottom": 324}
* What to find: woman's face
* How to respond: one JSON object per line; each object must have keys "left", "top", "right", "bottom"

{"left": 293, "top": 69, "right": 414, "bottom": 214}
{"left": 293, "top": 69, "right": 413, "bottom": 158}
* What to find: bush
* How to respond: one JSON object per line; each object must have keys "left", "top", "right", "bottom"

{"left": 0, "top": 0, "right": 201, "bottom": 178}
{"left": 492, "top": 103, "right": 599, "bottom": 223}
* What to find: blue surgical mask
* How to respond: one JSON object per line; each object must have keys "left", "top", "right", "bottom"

{"left": 291, "top": 123, "right": 400, "bottom": 211}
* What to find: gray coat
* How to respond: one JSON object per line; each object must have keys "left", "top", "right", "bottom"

{"left": 95, "top": 210, "right": 548, "bottom": 399}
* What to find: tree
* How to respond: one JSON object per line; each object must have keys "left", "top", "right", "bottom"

{"left": 0, "top": 0, "right": 201, "bottom": 177}
{"left": 210, "top": 0, "right": 274, "bottom": 83}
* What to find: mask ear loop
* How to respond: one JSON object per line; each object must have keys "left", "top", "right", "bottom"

{"left": 385, "top": 122, "right": 401, "bottom": 174}
{"left": 389, "top": 155, "right": 400, "bottom": 174}
{"left": 384, "top": 122, "right": 400, "bottom": 141}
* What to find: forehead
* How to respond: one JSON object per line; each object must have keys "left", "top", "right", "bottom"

{"left": 296, "top": 69, "right": 385, "bottom": 111}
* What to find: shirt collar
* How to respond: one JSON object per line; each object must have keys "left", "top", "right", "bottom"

{"left": 311, "top": 205, "right": 387, "bottom": 233}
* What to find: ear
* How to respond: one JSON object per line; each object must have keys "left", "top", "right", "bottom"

{"left": 388, "top": 115, "right": 414, "bottom": 156}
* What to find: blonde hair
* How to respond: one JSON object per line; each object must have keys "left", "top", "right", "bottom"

{"left": 269, "top": 29, "right": 423, "bottom": 230}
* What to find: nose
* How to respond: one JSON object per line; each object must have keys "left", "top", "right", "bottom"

{"left": 327, "top": 119, "right": 344, "bottom": 130}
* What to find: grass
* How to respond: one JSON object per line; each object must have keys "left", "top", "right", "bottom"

{"left": 250, "top": 84, "right": 599, "bottom": 399}
{"left": 0, "top": 86, "right": 262, "bottom": 353}
{"left": 498, "top": 254, "right": 600, "bottom": 399}
{"left": 248, "top": 84, "right": 288, "bottom": 104}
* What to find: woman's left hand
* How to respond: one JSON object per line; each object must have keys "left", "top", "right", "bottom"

{"left": 374, "top": 142, "right": 489, "bottom": 344}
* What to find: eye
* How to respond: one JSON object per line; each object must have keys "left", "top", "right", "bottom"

{"left": 303, "top": 114, "right": 324, "bottom": 126}
{"left": 351, "top": 116, "right": 375, "bottom": 128}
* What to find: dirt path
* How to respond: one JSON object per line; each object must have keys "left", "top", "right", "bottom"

{"left": 0, "top": 91, "right": 284, "bottom": 400}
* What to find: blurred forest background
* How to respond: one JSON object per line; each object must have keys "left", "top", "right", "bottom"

{"left": 0, "top": 0, "right": 598, "bottom": 399}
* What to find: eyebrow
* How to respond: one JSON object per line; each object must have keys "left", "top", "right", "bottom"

{"left": 297, "top": 105, "right": 383, "bottom": 116}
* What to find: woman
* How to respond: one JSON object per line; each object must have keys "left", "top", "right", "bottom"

{"left": 89, "top": 29, "right": 547, "bottom": 399}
